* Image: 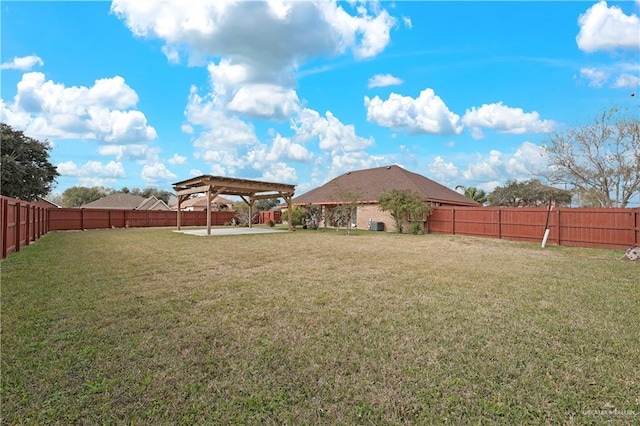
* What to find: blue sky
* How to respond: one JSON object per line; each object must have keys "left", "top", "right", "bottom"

{"left": 2, "top": 1, "right": 639, "bottom": 203}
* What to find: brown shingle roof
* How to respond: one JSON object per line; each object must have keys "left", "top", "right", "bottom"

{"left": 292, "top": 165, "right": 479, "bottom": 206}
{"left": 81, "top": 193, "right": 171, "bottom": 210}
{"left": 82, "top": 193, "right": 147, "bottom": 209}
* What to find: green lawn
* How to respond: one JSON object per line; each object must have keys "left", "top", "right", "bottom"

{"left": 2, "top": 227, "right": 638, "bottom": 424}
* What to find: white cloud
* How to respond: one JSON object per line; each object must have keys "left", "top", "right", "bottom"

{"left": 364, "top": 89, "right": 462, "bottom": 135}
{"left": 246, "top": 134, "right": 313, "bottom": 172}
{"left": 367, "top": 73, "right": 403, "bottom": 89}
{"left": 293, "top": 108, "right": 373, "bottom": 152}
{"left": 168, "top": 154, "right": 188, "bottom": 165}
{"left": 141, "top": 163, "right": 177, "bottom": 184}
{"left": 426, "top": 142, "right": 548, "bottom": 191}
{"left": 1, "top": 72, "right": 156, "bottom": 144}
{"left": 112, "top": 0, "right": 398, "bottom": 122}
{"left": 57, "top": 160, "right": 126, "bottom": 187}
{"left": 462, "top": 150, "right": 504, "bottom": 181}
{"left": 613, "top": 73, "right": 640, "bottom": 88}
{"left": 269, "top": 134, "right": 313, "bottom": 162}
{"left": 462, "top": 102, "right": 555, "bottom": 137}
{"left": 580, "top": 67, "right": 609, "bottom": 88}
{"left": 259, "top": 162, "right": 298, "bottom": 184}
{"left": 324, "top": 151, "right": 387, "bottom": 181}
{"left": 428, "top": 156, "right": 459, "bottom": 181}
{"left": 577, "top": 1, "right": 640, "bottom": 52}
{"left": 505, "top": 141, "right": 546, "bottom": 176}
{"left": 97, "top": 144, "right": 160, "bottom": 162}
{"left": 402, "top": 16, "right": 412, "bottom": 29}
{"left": 185, "top": 86, "right": 258, "bottom": 150}
{"left": 1, "top": 55, "right": 44, "bottom": 71}
{"left": 226, "top": 84, "right": 300, "bottom": 120}
{"left": 111, "top": 0, "right": 397, "bottom": 74}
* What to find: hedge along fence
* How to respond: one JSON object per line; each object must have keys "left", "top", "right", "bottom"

{"left": 427, "top": 206, "right": 640, "bottom": 250}
{"left": 0, "top": 195, "right": 236, "bottom": 259}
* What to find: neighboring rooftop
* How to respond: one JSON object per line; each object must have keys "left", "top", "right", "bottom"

{"left": 173, "top": 195, "right": 235, "bottom": 210}
{"left": 81, "top": 193, "right": 171, "bottom": 210}
{"left": 292, "top": 165, "right": 479, "bottom": 206}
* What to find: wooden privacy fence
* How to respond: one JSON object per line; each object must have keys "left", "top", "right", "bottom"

{"left": 0, "top": 195, "right": 236, "bottom": 259}
{"left": 427, "top": 206, "right": 640, "bottom": 250}
{"left": 1, "top": 196, "right": 50, "bottom": 259}
{"left": 2, "top": 195, "right": 639, "bottom": 259}
{"left": 49, "top": 208, "right": 235, "bottom": 231}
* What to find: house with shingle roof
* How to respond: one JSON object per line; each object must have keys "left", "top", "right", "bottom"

{"left": 170, "top": 195, "right": 235, "bottom": 211}
{"left": 292, "top": 165, "right": 478, "bottom": 231}
{"left": 81, "top": 193, "right": 171, "bottom": 210}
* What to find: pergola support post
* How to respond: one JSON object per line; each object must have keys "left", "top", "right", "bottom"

{"left": 285, "top": 193, "right": 293, "bottom": 232}
{"left": 206, "top": 188, "right": 211, "bottom": 235}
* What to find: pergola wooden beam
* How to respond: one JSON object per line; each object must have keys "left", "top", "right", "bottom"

{"left": 173, "top": 175, "right": 296, "bottom": 233}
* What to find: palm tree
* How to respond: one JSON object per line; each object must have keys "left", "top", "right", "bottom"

{"left": 455, "top": 185, "right": 488, "bottom": 205}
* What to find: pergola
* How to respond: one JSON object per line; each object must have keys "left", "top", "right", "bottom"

{"left": 172, "top": 175, "right": 296, "bottom": 235}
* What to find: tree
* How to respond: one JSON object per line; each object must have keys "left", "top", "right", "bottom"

{"left": 281, "top": 205, "right": 305, "bottom": 227}
{"left": 254, "top": 198, "right": 280, "bottom": 211}
{"left": 487, "top": 179, "right": 572, "bottom": 207}
{"left": 61, "top": 186, "right": 112, "bottom": 207}
{"left": 543, "top": 105, "right": 640, "bottom": 208}
{"left": 127, "top": 187, "right": 172, "bottom": 204}
{"left": 1, "top": 123, "right": 59, "bottom": 201}
{"left": 378, "top": 189, "right": 431, "bottom": 234}
{"left": 455, "top": 185, "right": 488, "bottom": 204}
{"left": 302, "top": 203, "right": 322, "bottom": 229}
{"left": 330, "top": 187, "right": 361, "bottom": 235}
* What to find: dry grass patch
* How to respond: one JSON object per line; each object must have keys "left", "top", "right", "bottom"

{"left": 2, "top": 227, "right": 639, "bottom": 424}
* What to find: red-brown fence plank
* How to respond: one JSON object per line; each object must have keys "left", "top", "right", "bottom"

{"left": 47, "top": 208, "right": 234, "bottom": 231}
{"left": 427, "top": 206, "right": 638, "bottom": 250}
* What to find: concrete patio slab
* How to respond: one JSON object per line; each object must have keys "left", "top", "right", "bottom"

{"left": 174, "top": 227, "right": 287, "bottom": 236}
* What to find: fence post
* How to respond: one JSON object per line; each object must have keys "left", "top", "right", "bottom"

{"left": 15, "top": 201, "right": 21, "bottom": 253}
{"left": 2, "top": 198, "right": 8, "bottom": 259}
{"left": 556, "top": 209, "right": 561, "bottom": 246}
{"left": 451, "top": 208, "right": 456, "bottom": 235}
{"left": 25, "top": 205, "right": 31, "bottom": 246}
{"left": 497, "top": 209, "right": 502, "bottom": 239}
{"left": 633, "top": 207, "right": 640, "bottom": 247}
{"left": 81, "top": 208, "right": 85, "bottom": 230}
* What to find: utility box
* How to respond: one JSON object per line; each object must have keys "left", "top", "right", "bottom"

{"left": 369, "top": 221, "right": 384, "bottom": 231}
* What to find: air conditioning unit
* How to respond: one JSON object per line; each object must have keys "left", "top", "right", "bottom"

{"left": 369, "top": 221, "right": 384, "bottom": 231}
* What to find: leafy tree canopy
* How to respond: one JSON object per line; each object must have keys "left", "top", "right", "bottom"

{"left": 61, "top": 186, "right": 113, "bottom": 207}
{"left": 542, "top": 105, "right": 639, "bottom": 208}
{"left": 378, "top": 189, "right": 431, "bottom": 234}
{"left": 121, "top": 187, "right": 172, "bottom": 204}
{"left": 1, "top": 123, "right": 59, "bottom": 201}
{"left": 487, "top": 179, "right": 572, "bottom": 207}
{"left": 254, "top": 198, "right": 280, "bottom": 211}
{"left": 455, "top": 185, "right": 488, "bottom": 204}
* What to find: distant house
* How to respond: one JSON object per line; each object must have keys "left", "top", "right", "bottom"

{"left": 292, "top": 165, "right": 478, "bottom": 231}
{"left": 81, "top": 193, "right": 171, "bottom": 211}
{"left": 171, "top": 195, "right": 235, "bottom": 212}
{"left": 32, "top": 197, "right": 61, "bottom": 209}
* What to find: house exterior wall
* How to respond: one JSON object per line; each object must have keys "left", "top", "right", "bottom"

{"left": 357, "top": 204, "right": 393, "bottom": 231}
